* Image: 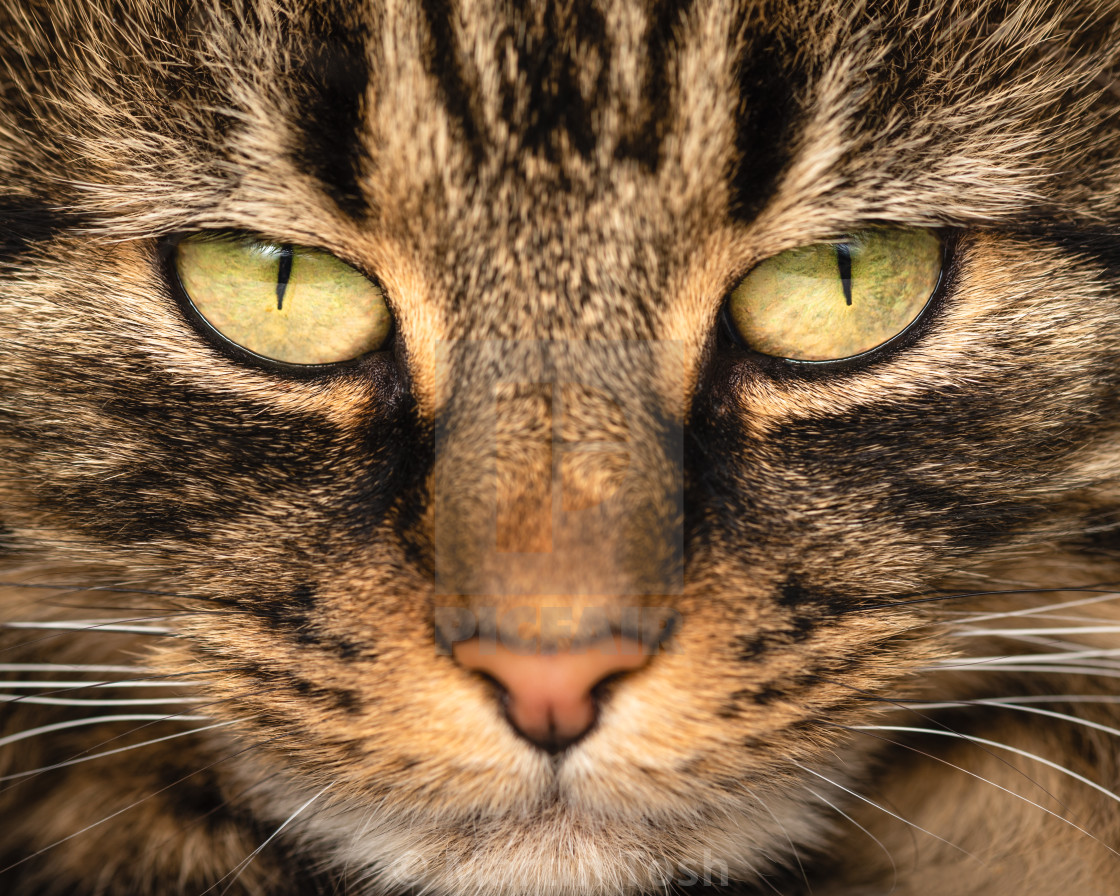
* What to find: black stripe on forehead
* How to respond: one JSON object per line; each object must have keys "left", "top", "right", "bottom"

{"left": 418, "top": 0, "right": 625, "bottom": 167}
{"left": 286, "top": 3, "right": 372, "bottom": 219}
{"left": 417, "top": 0, "right": 487, "bottom": 166}
{"left": 496, "top": 1, "right": 613, "bottom": 163}
{"left": 729, "top": 27, "right": 801, "bottom": 223}
{"left": 615, "top": 0, "right": 696, "bottom": 171}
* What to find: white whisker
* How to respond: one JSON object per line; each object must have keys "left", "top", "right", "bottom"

{"left": 0, "top": 719, "right": 241, "bottom": 782}
{"left": 0, "top": 733, "right": 268, "bottom": 876}
{"left": 0, "top": 679, "right": 206, "bottom": 689}
{"left": 3, "top": 620, "right": 172, "bottom": 634}
{"left": 954, "top": 626, "right": 1120, "bottom": 638}
{"left": 207, "top": 783, "right": 334, "bottom": 896}
{"left": 852, "top": 726, "right": 1120, "bottom": 807}
{"left": 897, "top": 698, "right": 1120, "bottom": 738}
{"left": 949, "top": 592, "right": 1120, "bottom": 626}
{"left": 928, "top": 664, "right": 1120, "bottom": 679}
{"left": 912, "top": 695, "right": 1120, "bottom": 706}
{"left": 749, "top": 792, "right": 813, "bottom": 895}
{"left": 844, "top": 727, "right": 1120, "bottom": 860}
{"left": 0, "top": 693, "right": 207, "bottom": 707}
{"left": 934, "top": 648, "right": 1120, "bottom": 666}
{"left": 806, "top": 788, "right": 897, "bottom": 889}
{"left": 0, "top": 714, "right": 209, "bottom": 749}
{"left": 789, "top": 761, "right": 979, "bottom": 861}
{"left": 0, "top": 663, "right": 157, "bottom": 674}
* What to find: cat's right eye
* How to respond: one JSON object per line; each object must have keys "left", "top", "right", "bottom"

{"left": 173, "top": 234, "right": 392, "bottom": 366}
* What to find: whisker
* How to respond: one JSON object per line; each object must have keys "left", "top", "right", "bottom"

{"left": 146, "top": 770, "right": 282, "bottom": 856}
{"left": 937, "top": 610, "right": 1120, "bottom": 625}
{"left": 0, "top": 579, "right": 192, "bottom": 599}
{"left": 749, "top": 793, "right": 813, "bottom": 896}
{"left": 908, "top": 694, "right": 1120, "bottom": 706}
{"left": 0, "top": 666, "right": 249, "bottom": 710}
{"left": 841, "top": 727, "right": 1120, "bottom": 860}
{"left": 953, "top": 625, "right": 1120, "bottom": 638}
{"left": 896, "top": 698, "right": 1120, "bottom": 739}
{"left": 787, "top": 761, "right": 979, "bottom": 862}
{"left": 0, "top": 686, "right": 283, "bottom": 798}
{"left": 805, "top": 788, "right": 897, "bottom": 893}
{"left": 961, "top": 633, "right": 1111, "bottom": 655}
{"left": 0, "top": 663, "right": 157, "bottom": 674}
{"left": 931, "top": 647, "right": 1120, "bottom": 666}
{"left": 928, "top": 664, "right": 1120, "bottom": 679}
{"left": 3, "top": 619, "right": 174, "bottom": 634}
{"left": 0, "top": 713, "right": 210, "bottom": 749}
{"left": 0, "top": 679, "right": 208, "bottom": 688}
{"left": 0, "top": 731, "right": 278, "bottom": 877}
{"left": 850, "top": 584, "right": 1120, "bottom": 614}
{"left": 818, "top": 678, "right": 1070, "bottom": 811}
{"left": 946, "top": 591, "right": 1120, "bottom": 626}
{"left": 852, "top": 725, "right": 1120, "bottom": 807}
{"left": 207, "top": 782, "right": 335, "bottom": 896}
{"left": 0, "top": 693, "right": 206, "bottom": 707}
{"left": 0, "top": 718, "right": 241, "bottom": 782}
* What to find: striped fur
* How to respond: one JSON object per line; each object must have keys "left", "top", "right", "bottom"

{"left": 2, "top": 1, "right": 1120, "bottom": 893}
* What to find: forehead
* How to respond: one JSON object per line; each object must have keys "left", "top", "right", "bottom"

{"left": 189, "top": 0, "right": 1102, "bottom": 247}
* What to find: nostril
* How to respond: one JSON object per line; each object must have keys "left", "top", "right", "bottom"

{"left": 453, "top": 636, "right": 650, "bottom": 753}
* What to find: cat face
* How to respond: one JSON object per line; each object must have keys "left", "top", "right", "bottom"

{"left": 2, "top": 1, "right": 1120, "bottom": 894}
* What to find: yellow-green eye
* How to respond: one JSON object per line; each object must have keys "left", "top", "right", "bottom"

{"left": 727, "top": 228, "right": 942, "bottom": 362}
{"left": 174, "top": 234, "right": 392, "bottom": 366}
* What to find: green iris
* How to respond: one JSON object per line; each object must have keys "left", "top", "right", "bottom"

{"left": 175, "top": 234, "right": 392, "bottom": 365}
{"left": 727, "top": 228, "right": 942, "bottom": 362}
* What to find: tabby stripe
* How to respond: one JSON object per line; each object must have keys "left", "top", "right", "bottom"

{"left": 289, "top": 4, "right": 372, "bottom": 219}
{"left": 501, "top": 1, "right": 613, "bottom": 162}
{"left": 0, "top": 197, "right": 87, "bottom": 265}
{"left": 615, "top": 0, "right": 695, "bottom": 170}
{"left": 417, "top": 0, "right": 485, "bottom": 166}
{"left": 235, "top": 661, "right": 362, "bottom": 715}
{"left": 729, "top": 29, "right": 802, "bottom": 222}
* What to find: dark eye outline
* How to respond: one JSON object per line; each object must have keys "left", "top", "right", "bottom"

{"left": 159, "top": 231, "right": 397, "bottom": 379}
{"left": 718, "top": 229, "right": 959, "bottom": 380}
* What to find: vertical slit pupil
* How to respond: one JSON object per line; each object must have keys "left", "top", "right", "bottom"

{"left": 836, "top": 244, "right": 853, "bottom": 306}
{"left": 276, "top": 245, "right": 295, "bottom": 310}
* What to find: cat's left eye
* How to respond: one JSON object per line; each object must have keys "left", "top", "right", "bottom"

{"left": 174, "top": 234, "right": 392, "bottom": 366}
{"left": 726, "top": 227, "right": 943, "bottom": 363}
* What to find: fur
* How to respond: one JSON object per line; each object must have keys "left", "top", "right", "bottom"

{"left": 1, "top": 1, "right": 1120, "bottom": 894}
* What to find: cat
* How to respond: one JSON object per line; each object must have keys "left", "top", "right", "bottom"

{"left": 2, "top": 0, "right": 1120, "bottom": 893}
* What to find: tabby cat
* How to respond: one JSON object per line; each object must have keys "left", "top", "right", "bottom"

{"left": 2, "top": 0, "right": 1120, "bottom": 893}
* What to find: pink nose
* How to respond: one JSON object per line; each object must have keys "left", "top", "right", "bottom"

{"left": 453, "top": 636, "right": 649, "bottom": 751}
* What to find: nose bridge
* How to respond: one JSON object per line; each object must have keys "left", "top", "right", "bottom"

{"left": 433, "top": 339, "right": 684, "bottom": 612}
